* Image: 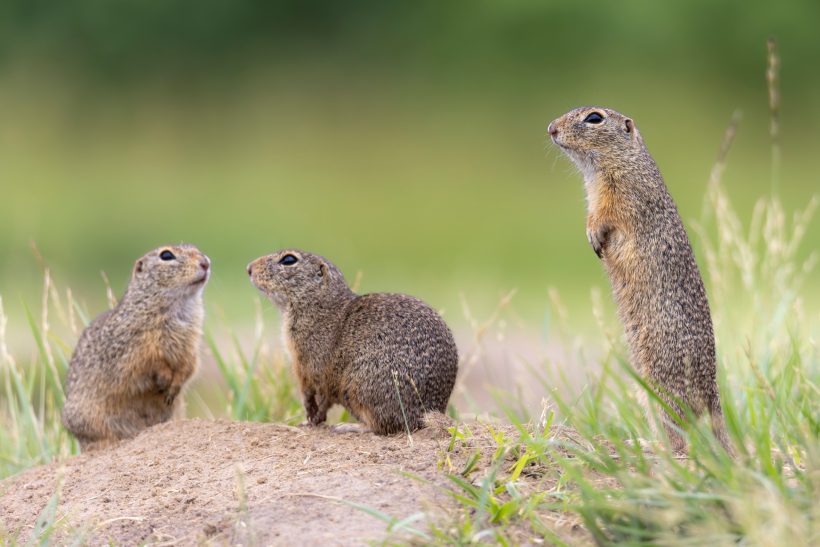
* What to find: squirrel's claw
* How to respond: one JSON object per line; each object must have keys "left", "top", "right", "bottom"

{"left": 164, "top": 385, "right": 180, "bottom": 406}
{"left": 587, "top": 225, "right": 612, "bottom": 259}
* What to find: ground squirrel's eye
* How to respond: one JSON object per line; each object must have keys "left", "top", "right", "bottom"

{"left": 583, "top": 112, "right": 604, "bottom": 124}
{"left": 279, "top": 254, "right": 298, "bottom": 266}
{"left": 159, "top": 250, "right": 176, "bottom": 261}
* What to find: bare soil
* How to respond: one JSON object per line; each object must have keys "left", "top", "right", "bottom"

{"left": 0, "top": 418, "right": 579, "bottom": 545}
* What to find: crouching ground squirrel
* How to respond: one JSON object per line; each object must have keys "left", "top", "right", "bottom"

{"left": 248, "top": 249, "right": 458, "bottom": 435}
{"left": 62, "top": 244, "right": 210, "bottom": 450}
{"left": 549, "top": 107, "right": 733, "bottom": 454}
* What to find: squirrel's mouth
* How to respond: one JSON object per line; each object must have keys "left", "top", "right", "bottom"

{"left": 550, "top": 134, "right": 568, "bottom": 149}
{"left": 551, "top": 136, "right": 569, "bottom": 149}
{"left": 190, "top": 273, "right": 209, "bottom": 286}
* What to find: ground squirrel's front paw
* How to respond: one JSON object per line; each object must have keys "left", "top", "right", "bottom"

{"left": 303, "top": 405, "right": 327, "bottom": 427}
{"left": 151, "top": 369, "right": 173, "bottom": 393}
{"left": 587, "top": 225, "right": 612, "bottom": 259}
{"left": 308, "top": 412, "right": 327, "bottom": 426}
{"left": 303, "top": 391, "right": 329, "bottom": 426}
{"left": 163, "top": 384, "right": 181, "bottom": 406}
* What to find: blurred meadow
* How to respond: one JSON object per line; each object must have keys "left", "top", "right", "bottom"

{"left": 1, "top": 1, "right": 819, "bottom": 343}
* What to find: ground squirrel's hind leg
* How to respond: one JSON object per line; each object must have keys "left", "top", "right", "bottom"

{"left": 62, "top": 402, "right": 111, "bottom": 450}
{"left": 639, "top": 389, "right": 688, "bottom": 454}
{"left": 709, "top": 397, "right": 735, "bottom": 457}
{"left": 367, "top": 396, "right": 426, "bottom": 435}
{"left": 660, "top": 416, "right": 688, "bottom": 455}
{"left": 586, "top": 224, "right": 613, "bottom": 259}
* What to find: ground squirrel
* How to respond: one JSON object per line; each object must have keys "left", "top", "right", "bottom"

{"left": 247, "top": 249, "right": 458, "bottom": 435}
{"left": 549, "top": 107, "right": 732, "bottom": 454}
{"left": 62, "top": 244, "right": 210, "bottom": 450}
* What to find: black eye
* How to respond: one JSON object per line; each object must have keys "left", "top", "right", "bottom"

{"left": 583, "top": 112, "right": 604, "bottom": 124}
{"left": 279, "top": 254, "right": 298, "bottom": 265}
{"left": 159, "top": 250, "right": 176, "bottom": 261}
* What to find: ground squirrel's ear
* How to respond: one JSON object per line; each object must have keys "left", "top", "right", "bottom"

{"left": 131, "top": 259, "right": 144, "bottom": 280}
{"left": 625, "top": 118, "right": 639, "bottom": 143}
{"left": 318, "top": 263, "right": 327, "bottom": 278}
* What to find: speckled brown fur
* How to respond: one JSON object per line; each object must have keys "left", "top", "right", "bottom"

{"left": 62, "top": 244, "right": 210, "bottom": 450}
{"left": 248, "top": 249, "right": 458, "bottom": 435}
{"left": 549, "top": 107, "right": 733, "bottom": 454}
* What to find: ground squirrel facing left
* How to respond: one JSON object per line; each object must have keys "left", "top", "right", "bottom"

{"left": 62, "top": 244, "right": 210, "bottom": 450}
{"left": 549, "top": 107, "right": 732, "bottom": 454}
{"left": 248, "top": 249, "right": 458, "bottom": 435}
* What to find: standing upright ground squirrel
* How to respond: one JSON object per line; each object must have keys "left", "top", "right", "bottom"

{"left": 549, "top": 107, "right": 733, "bottom": 454}
{"left": 62, "top": 244, "right": 210, "bottom": 450}
{"left": 247, "top": 249, "right": 458, "bottom": 435}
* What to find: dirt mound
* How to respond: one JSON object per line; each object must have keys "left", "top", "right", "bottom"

{"left": 1, "top": 419, "right": 521, "bottom": 545}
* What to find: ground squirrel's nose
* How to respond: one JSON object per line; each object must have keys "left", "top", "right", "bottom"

{"left": 548, "top": 122, "right": 558, "bottom": 137}
{"left": 247, "top": 263, "right": 253, "bottom": 276}
{"left": 200, "top": 258, "right": 210, "bottom": 271}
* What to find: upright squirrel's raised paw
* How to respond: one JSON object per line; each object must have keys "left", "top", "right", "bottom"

{"left": 587, "top": 224, "right": 612, "bottom": 259}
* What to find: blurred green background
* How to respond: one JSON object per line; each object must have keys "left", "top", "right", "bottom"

{"left": 1, "top": 1, "right": 818, "bottom": 334}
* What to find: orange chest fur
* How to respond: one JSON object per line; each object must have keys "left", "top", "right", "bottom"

{"left": 586, "top": 179, "right": 639, "bottom": 271}
{"left": 138, "top": 328, "right": 199, "bottom": 370}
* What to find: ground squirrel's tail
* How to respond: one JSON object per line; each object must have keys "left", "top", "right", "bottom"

{"left": 709, "top": 398, "right": 735, "bottom": 458}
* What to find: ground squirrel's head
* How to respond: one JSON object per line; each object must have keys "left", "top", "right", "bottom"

{"left": 129, "top": 244, "right": 210, "bottom": 300}
{"left": 548, "top": 107, "right": 645, "bottom": 179}
{"left": 247, "top": 249, "right": 352, "bottom": 309}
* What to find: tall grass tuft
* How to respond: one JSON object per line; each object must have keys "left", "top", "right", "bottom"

{"left": 0, "top": 276, "right": 77, "bottom": 478}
